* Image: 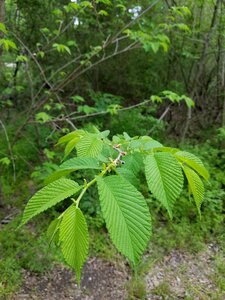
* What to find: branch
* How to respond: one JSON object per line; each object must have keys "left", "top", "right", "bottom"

{"left": 0, "top": 119, "right": 16, "bottom": 182}
{"left": 25, "top": 54, "right": 83, "bottom": 110}
{"left": 112, "top": 0, "right": 160, "bottom": 41}
{"left": 13, "top": 34, "right": 51, "bottom": 89}
{"left": 147, "top": 105, "right": 171, "bottom": 135}
{"left": 55, "top": 41, "right": 140, "bottom": 92}
{"left": 12, "top": 2, "right": 158, "bottom": 142}
{"left": 31, "top": 99, "right": 152, "bottom": 124}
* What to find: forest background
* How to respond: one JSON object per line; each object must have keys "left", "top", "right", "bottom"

{"left": 1, "top": 0, "right": 225, "bottom": 299}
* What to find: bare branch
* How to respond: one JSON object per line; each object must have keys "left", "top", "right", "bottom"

{"left": 147, "top": 105, "right": 171, "bottom": 135}
{"left": 0, "top": 119, "right": 16, "bottom": 182}
{"left": 31, "top": 99, "right": 152, "bottom": 125}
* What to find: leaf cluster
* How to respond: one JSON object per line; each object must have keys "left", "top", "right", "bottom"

{"left": 20, "top": 129, "right": 208, "bottom": 283}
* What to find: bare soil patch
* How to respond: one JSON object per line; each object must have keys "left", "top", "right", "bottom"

{"left": 10, "top": 244, "right": 225, "bottom": 300}
{"left": 145, "top": 243, "right": 224, "bottom": 299}
{"left": 11, "top": 258, "right": 129, "bottom": 300}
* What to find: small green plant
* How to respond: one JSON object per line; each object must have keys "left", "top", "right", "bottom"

{"left": 152, "top": 281, "right": 173, "bottom": 298}
{"left": 126, "top": 276, "right": 147, "bottom": 300}
{"left": 19, "top": 129, "right": 209, "bottom": 284}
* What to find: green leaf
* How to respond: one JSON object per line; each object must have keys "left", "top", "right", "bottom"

{"left": 76, "top": 133, "right": 103, "bottom": 158}
{"left": 44, "top": 104, "right": 52, "bottom": 111}
{"left": 99, "top": 130, "right": 110, "bottom": 138}
{"left": 37, "top": 51, "right": 45, "bottom": 58}
{"left": 41, "top": 27, "right": 50, "bottom": 34}
{"left": 151, "top": 95, "right": 163, "bottom": 103}
{"left": 181, "top": 95, "right": 195, "bottom": 108}
{"left": 98, "top": 10, "right": 109, "bottom": 16}
{"left": 160, "top": 42, "right": 169, "bottom": 52}
{"left": 96, "top": 0, "right": 111, "bottom": 4}
{"left": 97, "top": 176, "right": 151, "bottom": 265}
{"left": 151, "top": 42, "right": 160, "bottom": 53}
{"left": 59, "top": 206, "right": 89, "bottom": 285}
{"left": 96, "top": 144, "right": 114, "bottom": 163}
{"left": 107, "top": 104, "right": 122, "bottom": 115}
{"left": 176, "top": 23, "right": 190, "bottom": 33}
{"left": 20, "top": 179, "right": 81, "bottom": 227}
{"left": 80, "top": 1, "right": 93, "bottom": 9}
{"left": 45, "top": 157, "right": 102, "bottom": 184}
{"left": 16, "top": 55, "right": 28, "bottom": 62}
{"left": 129, "top": 139, "right": 143, "bottom": 149}
{"left": 116, "top": 4, "right": 126, "bottom": 11}
{"left": 182, "top": 165, "right": 204, "bottom": 214}
{"left": 142, "top": 140, "right": 163, "bottom": 151}
{"left": 116, "top": 168, "right": 139, "bottom": 188}
{"left": 123, "top": 153, "right": 143, "bottom": 175}
{"left": 0, "top": 39, "right": 17, "bottom": 51}
{"left": 53, "top": 43, "right": 71, "bottom": 55}
{"left": 180, "top": 6, "right": 192, "bottom": 16}
{"left": 56, "top": 130, "right": 85, "bottom": 146}
{"left": 162, "top": 90, "right": 180, "bottom": 103}
{"left": 52, "top": 8, "right": 63, "bottom": 16}
{"left": 77, "top": 105, "right": 97, "bottom": 114}
{"left": 175, "top": 151, "right": 209, "bottom": 180}
{"left": 71, "top": 95, "right": 85, "bottom": 103}
{"left": 0, "top": 23, "right": 7, "bottom": 34}
{"left": 56, "top": 130, "right": 85, "bottom": 158}
{"left": 123, "top": 132, "right": 131, "bottom": 140}
{"left": 60, "top": 157, "right": 101, "bottom": 171}
{"left": 153, "top": 147, "right": 179, "bottom": 154}
{"left": 144, "top": 152, "right": 183, "bottom": 217}
{"left": 67, "top": 40, "right": 77, "bottom": 47}
{"left": 35, "top": 112, "right": 52, "bottom": 123}
{"left": 66, "top": 2, "right": 80, "bottom": 11}
{"left": 47, "top": 218, "right": 61, "bottom": 245}
{"left": 64, "top": 137, "right": 80, "bottom": 158}
{"left": 0, "top": 157, "right": 10, "bottom": 166}
{"left": 56, "top": 103, "right": 65, "bottom": 111}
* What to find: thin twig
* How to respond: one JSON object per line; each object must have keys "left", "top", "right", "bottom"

{"left": 112, "top": 0, "right": 160, "bottom": 41}
{"left": 147, "top": 105, "right": 171, "bottom": 135}
{"left": 65, "top": 119, "right": 77, "bottom": 130}
{"left": 0, "top": 119, "right": 16, "bottom": 182}
{"left": 56, "top": 41, "right": 140, "bottom": 92}
{"left": 31, "top": 99, "right": 152, "bottom": 124}
{"left": 13, "top": 34, "right": 51, "bottom": 88}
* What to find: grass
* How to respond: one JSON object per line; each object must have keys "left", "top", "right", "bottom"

{"left": 0, "top": 257, "right": 21, "bottom": 298}
{"left": 0, "top": 215, "right": 60, "bottom": 298}
{"left": 213, "top": 254, "right": 225, "bottom": 296}
{"left": 126, "top": 276, "right": 147, "bottom": 300}
{"left": 152, "top": 282, "right": 173, "bottom": 299}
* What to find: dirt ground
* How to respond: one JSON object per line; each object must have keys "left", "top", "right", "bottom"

{"left": 145, "top": 243, "right": 223, "bottom": 299}
{"left": 11, "top": 243, "right": 224, "bottom": 300}
{"left": 11, "top": 258, "right": 129, "bottom": 300}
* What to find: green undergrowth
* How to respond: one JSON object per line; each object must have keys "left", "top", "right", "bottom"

{"left": 0, "top": 215, "right": 60, "bottom": 298}
{"left": 1, "top": 126, "right": 225, "bottom": 298}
